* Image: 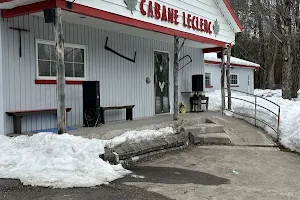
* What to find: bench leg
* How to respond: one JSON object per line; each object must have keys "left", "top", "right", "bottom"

{"left": 126, "top": 108, "right": 133, "bottom": 121}
{"left": 206, "top": 97, "right": 209, "bottom": 111}
{"left": 100, "top": 108, "right": 105, "bottom": 124}
{"left": 13, "top": 116, "right": 22, "bottom": 134}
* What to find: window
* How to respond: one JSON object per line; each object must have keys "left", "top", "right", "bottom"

{"left": 205, "top": 73, "right": 211, "bottom": 87}
{"left": 230, "top": 74, "right": 238, "bottom": 85}
{"left": 36, "top": 39, "right": 86, "bottom": 80}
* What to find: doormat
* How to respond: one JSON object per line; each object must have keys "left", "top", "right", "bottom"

{"left": 32, "top": 126, "right": 77, "bottom": 133}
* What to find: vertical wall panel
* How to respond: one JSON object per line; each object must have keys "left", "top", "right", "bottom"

{"left": 2, "top": 15, "right": 205, "bottom": 134}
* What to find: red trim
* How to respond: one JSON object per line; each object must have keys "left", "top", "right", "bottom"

{"left": 203, "top": 47, "right": 223, "bottom": 53}
{"left": 223, "top": 0, "right": 243, "bottom": 31}
{"left": 2, "top": 0, "right": 56, "bottom": 18}
{"left": 205, "top": 86, "right": 213, "bottom": 88}
{"left": 1, "top": 0, "right": 240, "bottom": 47}
{"left": 7, "top": 108, "right": 72, "bottom": 114}
{"left": 204, "top": 60, "right": 260, "bottom": 69}
{"left": 0, "top": 0, "right": 13, "bottom": 3}
{"left": 35, "top": 80, "right": 83, "bottom": 85}
{"left": 55, "top": 0, "right": 226, "bottom": 47}
{"left": 205, "top": 60, "right": 222, "bottom": 65}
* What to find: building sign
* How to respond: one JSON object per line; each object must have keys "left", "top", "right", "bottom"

{"left": 124, "top": 0, "right": 138, "bottom": 14}
{"left": 138, "top": 0, "right": 213, "bottom": 35}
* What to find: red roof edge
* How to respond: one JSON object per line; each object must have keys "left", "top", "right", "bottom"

{"left": 0, "top": 0, "right": 13, "bottom": 3}
{"left": 223, "top": 0, "right": 243, "bottom": 32}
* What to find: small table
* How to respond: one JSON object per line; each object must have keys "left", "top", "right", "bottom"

{"left": 181, "top": 92, "right": 209, "bottom": 112}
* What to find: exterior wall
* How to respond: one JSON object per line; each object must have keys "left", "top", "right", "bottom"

{"left": 72, "top": 0, "right": 236, "bottom": 44}
{"left": 1, "top": 15, "right": 204, "bottom": 135}
{"left": 204, "top": 64, "right": 255, "bottom": 94}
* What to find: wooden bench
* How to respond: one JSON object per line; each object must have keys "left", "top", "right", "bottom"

{"left": 100, "top": 105, "right": 135, "bottom": 124}
{"left": 6, "top": 108, "right": 72, "bottom": 134}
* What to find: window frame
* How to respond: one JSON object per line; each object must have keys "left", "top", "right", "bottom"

{"left": 230, "top": 74, "right": 239, "bottom": 86}
{"left": 36, "top": 39, "right": 87, "bottom": 81}
{"left": 205, "top": 73, "right": 212, "bottom": 87}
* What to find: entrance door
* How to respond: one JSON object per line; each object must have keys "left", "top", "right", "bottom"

{"left": 247, "top": 74, "right": 251, "bottom": 93}
{"left": 154, "top": 51, "right": 170, "bottom": 114}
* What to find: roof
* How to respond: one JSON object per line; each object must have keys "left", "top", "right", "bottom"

{"left": 222, "top": 0, "right": 243, "bottom": 32}
{"left": 0, "top": 0, "right": 243, "bottom": 33}
{"left": 204, "top": 52, "right": 260, "bottom": 69}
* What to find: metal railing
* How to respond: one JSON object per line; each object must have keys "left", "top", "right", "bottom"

{"left": 224, "top": 89, "right": 281, "bottom": 142}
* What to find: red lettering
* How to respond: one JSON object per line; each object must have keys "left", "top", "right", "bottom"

{"left": 154, "top": 2, "right": 161, "bottom": 19}
{"left": 192, "top": 16, "right": 196, "bottom": 30}
{"left": 168, "top": 8, "right": 174, "bottom": 23}
{"left": 161, "top": 5, "right": 167, "bottom": 21}
{"left": 148, "top": 1, "right": 154, "bottom": 18}
{"left": 196, "top": 17, "right": 200, "bottom": 31}
{"left": 174, "top": 10, "right": 179, "bottom": 25}
{"left": 204, "top": 19, "right": 208, "bottom": 32}
{"left": 200, "top": 18, "right": 204, "bottom": 31}
{"left": 140, "top": 0, "right": 146, "bottom": 16}
{"left": 183, "top": 12, "right": 187, "bottom": 27}
{"left": 187, "top": 14, "right": 192, "bottom": 28}
{"left": 208, "top": 21, "right": 212, "bottom": 34}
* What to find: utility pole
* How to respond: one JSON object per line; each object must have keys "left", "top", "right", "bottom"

{"left": 173, "top": 36, "right": 179, "bottom": 120}
{"left": 226, "top": 47, "right": 232, "bottom": 110}
{"left": 221, "top": 49, "right": 226, "bottom": 114}
{"left": 54, "top": 8, "right": 66, "bottom": 134}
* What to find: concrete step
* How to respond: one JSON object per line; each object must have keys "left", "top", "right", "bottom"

{"left": 189, "top": 132, "right": 231, "bottom": 145}
{"left": 184, "top": 124, "right": 225, "bottom": 135}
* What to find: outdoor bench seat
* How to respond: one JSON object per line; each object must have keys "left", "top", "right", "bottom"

{"left": 100, "top": 105, "right": 135, "bottom": 124}
{"left": 6, "top": 108, "right": 72, "bottom": 134}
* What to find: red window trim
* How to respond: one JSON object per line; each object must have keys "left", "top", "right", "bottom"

{"left": 205, "top": 86, "right": 214, "bottom": 88}
{"left": 35, "top": 80, "right": 83, "bottom": 85}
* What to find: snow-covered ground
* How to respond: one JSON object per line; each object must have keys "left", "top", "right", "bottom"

{"left": 0, "top": 127, "right": 175, "bottom": 188}
{"left": 206, "top": 89, "right": 300, "bottom": 153}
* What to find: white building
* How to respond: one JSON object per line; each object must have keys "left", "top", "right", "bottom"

{"left": 0, "top": 0, "right": 243, "bottom": 135}
{"left": 204, "top": 53, "right": 260, "bottom": 94}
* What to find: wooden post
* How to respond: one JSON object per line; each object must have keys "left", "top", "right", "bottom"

{"left": 221, "top": 49, "right": 226, "bottom": 114}
{"left": 54, "top": 8, "right": 66, "bottom": 134}
{"left": 173, "top": 36, "right": 179, "bottom": 120}
{"left": 226, "top": 47, "right": 232, "bottom": 110}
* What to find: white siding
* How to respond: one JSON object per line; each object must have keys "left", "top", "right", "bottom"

{"left": 71, "top": 0, "right": 236, "bottom": 44}
{"left": 204, "top": 64, "right": 255, "bottom": 94}
{"left": 1, "top": 15, "right": 204, "bottom": 134}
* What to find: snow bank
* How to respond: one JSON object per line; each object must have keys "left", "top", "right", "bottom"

{"left": 105, "top": 127, "right": 174, "bottom": 148}
{"left": 206, "top": 89, "right": 300, "bottom": 153}
{"left": 254, "top": 89, "right": 282, "bottom": 98}
{"left": 0, "top": 127, "right": 174, "bottom": 188}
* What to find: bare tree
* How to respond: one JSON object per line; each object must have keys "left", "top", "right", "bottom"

{"left": 173, "top": 36, "right": 179, "bottom": 120}
{"left": 54, "top": 8, "right": 67, "bottom": 134}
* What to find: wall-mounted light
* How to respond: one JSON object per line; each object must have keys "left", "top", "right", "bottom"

{"left": 66, "top": 0, "right": 76, "bottom": 9}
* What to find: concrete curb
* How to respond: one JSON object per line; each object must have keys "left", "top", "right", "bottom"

{"left": 100, "top": 118, "right": 233, "bottom": 166}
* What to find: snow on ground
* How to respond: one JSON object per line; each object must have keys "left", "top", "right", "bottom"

{"left": 105, "top": 127, "right": 174, "bottom": 148}
{"left": 206, "top": 89, "right": 300, "bottom": 153}
{"left": 0, "top": 127, "right": 175, "bottom": 188}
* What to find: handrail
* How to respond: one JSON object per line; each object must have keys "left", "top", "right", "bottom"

{"left": 228, "top": 89, "right": 281, "bottom": 107}
{"left": 224, "top": 109, "right": 278, "bottom": 133}
{"left": 223, "top": 89, "right": 281, "bottom": 142}
{"left": 227, "top": 96, "right": 278, "bottom": 117}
